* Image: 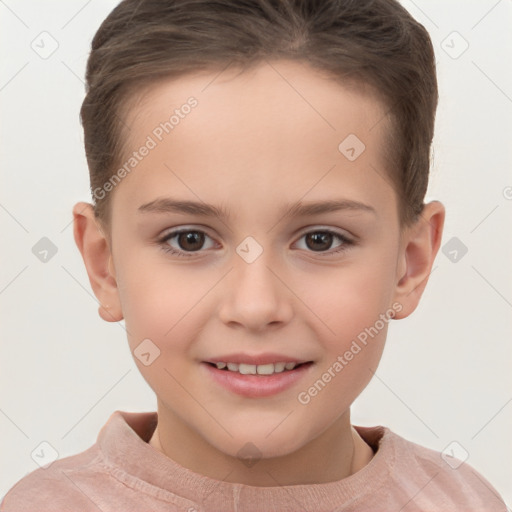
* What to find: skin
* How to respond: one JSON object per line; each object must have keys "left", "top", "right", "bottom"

{"left": 73, "top": 59, "right": 445, "bottom": 487}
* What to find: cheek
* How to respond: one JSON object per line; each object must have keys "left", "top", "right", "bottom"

{"left": 306, "top": 256, "right": 397, "bottom": 342}
{"left": 295, "top": 264, "right": 393, "bottom": 415}
{"left": 116, "top": 261, "right": 208, "bottom": 401}
{"left": 117, "top": 258, "right": 216, "bottom": 351}
{"left": 295, "top": 249, "right": 397, "bottom": 408}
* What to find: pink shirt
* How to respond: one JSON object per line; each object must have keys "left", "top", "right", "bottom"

{"left": 1, "top": 410, "right": 506, "bottom": 511}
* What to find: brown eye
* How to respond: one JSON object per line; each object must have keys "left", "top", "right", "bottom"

{"left": 294, "top": 229, "right": 354, "bottom": 256}
{"left": 159, "top": 229, "right": 215, "bottom": 257}
{"left": 177, "top": 231, "right": 205, "bottom": 251}
{"left": 305, "top": 232, "right": 334, "bottom": 251}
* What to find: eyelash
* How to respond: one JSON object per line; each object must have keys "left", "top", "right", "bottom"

{"left": 157, "top": 228, "right": 355, "bottom": 258}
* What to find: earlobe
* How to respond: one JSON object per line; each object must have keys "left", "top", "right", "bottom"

{"left": 72, "top": 202, "right": 123, "bottom": 322}
{"left": 392, "top": 201, "right": 445, "bottom": 319}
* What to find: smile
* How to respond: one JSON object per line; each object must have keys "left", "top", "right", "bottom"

{"left": 201, "top": 361, "right": 315, "bottom": 398}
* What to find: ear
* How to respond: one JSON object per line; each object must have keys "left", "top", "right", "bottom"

{"left": 392, "top": 201, "right": 445, "bottom": 319}
{"left": 72, "top": 202, "right": 123, "bottom": 322}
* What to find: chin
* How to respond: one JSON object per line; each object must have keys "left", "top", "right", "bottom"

{"left": 207, "top": 423, "right": 309, "bottom": 461}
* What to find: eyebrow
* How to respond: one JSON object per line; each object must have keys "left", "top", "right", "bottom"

{"left": 137, "top": 197, "right": 376, "bottom": 220}
{"left": 138, "top": 197, "right": 377, "bottom": 220}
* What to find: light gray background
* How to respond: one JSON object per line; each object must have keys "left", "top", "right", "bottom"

{"left": 1, "top": 0, "right": 511, "bottom": 505}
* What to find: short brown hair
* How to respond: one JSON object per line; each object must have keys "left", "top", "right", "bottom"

{"left": 80, "top": 0, "right": 438, "bottom": 228}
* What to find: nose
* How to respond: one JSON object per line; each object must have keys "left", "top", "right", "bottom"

{"left": 217, "top": 248, "right": 294, "bottom": 332}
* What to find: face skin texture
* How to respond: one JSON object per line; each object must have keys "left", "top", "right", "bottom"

{"left": 73, "top": 59, "right": 445, "bottom": 487}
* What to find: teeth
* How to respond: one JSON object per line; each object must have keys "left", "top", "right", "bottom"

{"left": 256, "top": 363, "right": 275, "bottom": 375}
{"left": 213, "top": 361, "right": 301, "bottom": 375}
{"left": 273, "top": 362, "right": 286, "bottom": 373}
{"left": 238, "top": 363, "right": 256, "bottom": 375}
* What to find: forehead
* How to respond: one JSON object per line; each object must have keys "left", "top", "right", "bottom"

{"left": 128, "top": 60, "right": 388, "bottom": 143}
{"left": 113, "top": 60, "right": 396, "bottom": 222}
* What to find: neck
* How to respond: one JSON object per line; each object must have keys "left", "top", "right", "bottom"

{"left": 148, "top": 402, "right": 374, "bottom": 486}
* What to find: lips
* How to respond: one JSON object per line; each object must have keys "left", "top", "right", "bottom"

{"left": 201, "top": 360, "right": 315, "bottom": 398}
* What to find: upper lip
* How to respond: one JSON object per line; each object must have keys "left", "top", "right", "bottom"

{"left": 204, "top": 353, "right": 313, "bottom": 366}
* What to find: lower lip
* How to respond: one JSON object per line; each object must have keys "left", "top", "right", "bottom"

{"left": 201, "top": 362, "right": 314, "bottom": 398}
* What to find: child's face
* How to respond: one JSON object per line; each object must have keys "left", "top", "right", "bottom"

{"left": 86, "top": 60, "right": 432, "bottom": 462}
